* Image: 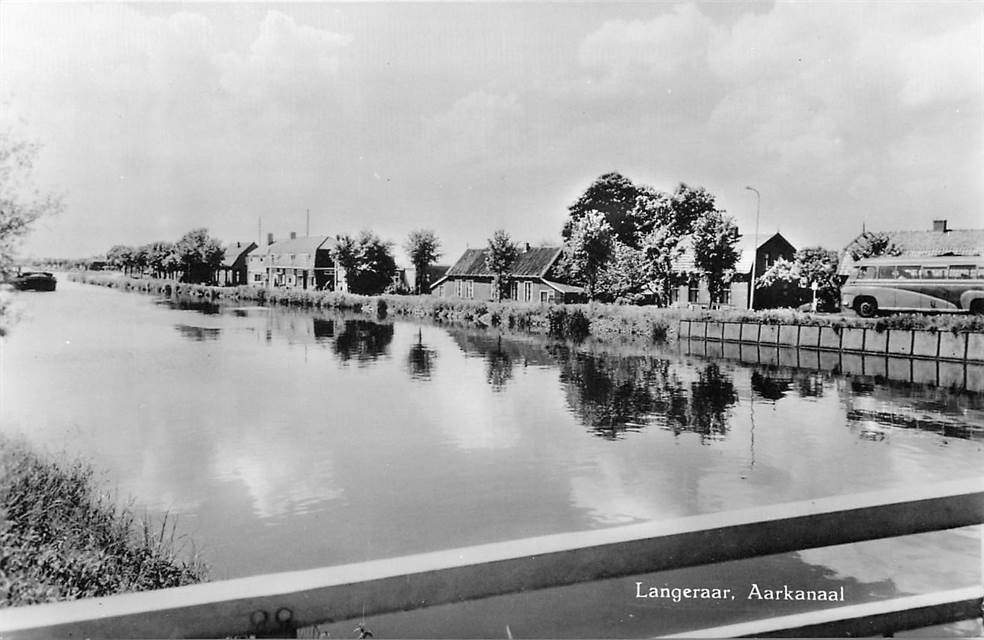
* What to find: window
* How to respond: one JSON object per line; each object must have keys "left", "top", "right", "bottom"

{"left": 921, "top": 266, "right": 946, "bottom": 279}
{"left": 466, "top": 280, "right": 474, "bottom": 299}
{"left": 688, "top": 279, "right": 700, "bottom": 303}
{"left": 524, "top": 282, "right": 532, "bottom": 301}
{"left": 720, "top": 288, "right": 731, "bottom": 305}
{"left": 455, "top": 280, "right": 462, "bottom": 297}
{"left": 253, "top": 273, "right": 263, "bottom": 282}
{"left": 857, "top": 266, "right": 874, "bottom": 279}
{"left": 897, "top": 265, "right": 920, "bottom": 279}
{"left": 540, "top": 290, "right": 554, "bottom": 303}
{"left": 948, "top": 265, "right": 976, "bottom": 280}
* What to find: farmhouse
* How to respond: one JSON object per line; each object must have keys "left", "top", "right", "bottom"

{"left": 430, "top": 245, "right": 584, "bottom": 303}
{"left": 247, "top": 233, "right": 346, "bottom": 291}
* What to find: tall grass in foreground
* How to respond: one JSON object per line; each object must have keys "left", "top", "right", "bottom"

{"left": 0, "top": 435, "right": 207, "bottom": 607}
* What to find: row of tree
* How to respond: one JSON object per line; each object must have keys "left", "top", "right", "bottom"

{"left": 106, "top": 228, "right": 224, "bottom": 283}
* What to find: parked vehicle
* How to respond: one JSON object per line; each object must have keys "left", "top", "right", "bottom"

{"left": 10, "top": 271, "right": 57, "bottom": 291}
{"left": 841, "top": 256, "right": 984, "bottom": 317}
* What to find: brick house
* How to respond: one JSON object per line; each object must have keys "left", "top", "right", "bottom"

{"left": 430, "top": 245, "right": 584, "bottom": 303}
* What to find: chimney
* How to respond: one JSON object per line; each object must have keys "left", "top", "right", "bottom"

{"left": 267, "top": 233, "right": 274, "bottom": 246}
{"left": 290, "top": 231, "right": 297, "bottom": 240}
{"left": 523, "top": 242, "right": 531, "bottom": 252}
{"left": 933, "top": 219, "right": 949, "bottom": 233}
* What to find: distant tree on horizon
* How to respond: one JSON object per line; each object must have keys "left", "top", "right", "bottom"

{"left": 335, "top": 231, "right": 397, "bottom": 295}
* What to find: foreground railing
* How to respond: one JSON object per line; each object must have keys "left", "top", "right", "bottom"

{"left": 2, "top": 479, "right": 982, "bottom": 639}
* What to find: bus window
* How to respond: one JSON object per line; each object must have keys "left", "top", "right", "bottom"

{"left": 948, "top": 265, "right": 977, "bottom": 280}
{"left": 897, "top": 265, "right": 920, "bottom": 279}
{"left": 921, "top": 266, "right": 946, "bottom": 279}
{"left": 876, "top": 265, "right": 896, "bottom": 279}
{"left": 857, "top": 265, "right": 874, "bottom": 279}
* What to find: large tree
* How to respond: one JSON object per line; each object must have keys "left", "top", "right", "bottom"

{"left": 175, "top": 228, "right": 224, "bottom": 283}
{"left": 485, "top": 229, "right": 519, "bottom": 302}
{"left": 106, "top": 245, "right": 136, "bottom": 274}
{"left": 595, "top": 242, "right": 652, "bottom": 304}
{"left": 404, "top": 229, "right": 442, "bottom": 294}
{"left": 691, "top": 211, "right": 741, "bottom": 304}
{"left": 335, "top": 231, "right": 397, "bottom": 295}
{"left": 560, "top": 211, "right": 613, "bottom": 300}
{"left": 0, "top": 130, "right": 63, "bottom": 276}
{"left": 564, "top": 172, "right": 641, "bottom": 248}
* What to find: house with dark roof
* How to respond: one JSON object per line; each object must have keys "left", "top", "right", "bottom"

{"left": 216, "top": 241, "right": 258, "bottom": 286}
{"left": 430, "top": 245, "right": 584, "bottom": 303}
{"left": 670, "top": 232, "right": 796, "bottom": 309}
{"left": 839, "top": 219, "right": 984, "bottom": 277}
{"left": 247, "top": 232, "right": 346, "bottom": 291}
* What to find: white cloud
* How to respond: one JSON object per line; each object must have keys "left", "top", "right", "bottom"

{"left": 217, "top": 11, "right": 353, "bottom": 107}
{"left": 419, "top": 89, "right": 525, "bottom": 165}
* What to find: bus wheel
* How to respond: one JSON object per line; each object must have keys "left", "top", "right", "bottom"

{"left": 855, "top": 297, "right": 878, "bottom": 318}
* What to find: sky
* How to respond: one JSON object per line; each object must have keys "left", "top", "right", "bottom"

{"left": 1, "top": 1, "right": 982, "bottom": 264}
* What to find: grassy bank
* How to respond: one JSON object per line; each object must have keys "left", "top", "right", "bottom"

{"left": 68, "top": 272, "right": 984, "bottom": 343}
{"left": 0, "top": 435, "right": 207, "bottom": 606}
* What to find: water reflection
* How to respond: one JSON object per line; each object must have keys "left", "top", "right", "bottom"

{"left": 174, "top": 324, "right": 222, "bottom": 341}
{"left": 751, "top": 370, "right": 792, "bottom": 401}
{"left": 158, "top": 297, "right": 222, "bottom": 315}
{"left": 334, "top": 320, "right": 394, "bottom": 364}
{"left": 406, "top": 329, "right": 438, "bottom": 381}
{"left": 678, "top": 363, "right": 737, "bottom": 441}
{"left": 313, "top": 318, "right": 335, "bottom": 341}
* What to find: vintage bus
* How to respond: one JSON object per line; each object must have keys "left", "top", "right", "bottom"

{"left": 841, "top": 256, "right": 984, "bottom": 317}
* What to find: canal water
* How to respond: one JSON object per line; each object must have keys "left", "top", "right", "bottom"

{"left": 1, "top": 279, "right": 982, "bottom": 637}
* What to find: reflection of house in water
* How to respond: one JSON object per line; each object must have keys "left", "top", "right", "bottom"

{"left": 838, "top": 378, "right": 984, "bottom": 441}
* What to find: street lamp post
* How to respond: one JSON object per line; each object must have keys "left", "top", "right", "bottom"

{"left": 745, "top": 186, "right": 761, "bottom": 311}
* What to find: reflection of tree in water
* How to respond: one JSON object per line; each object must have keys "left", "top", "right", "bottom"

{"left": 159, "top": 297, "right": 222, "bottom": 315}
{"left": 333, "top": 320, "right": 394, "bottom": 364}
{"left": 559, "top": 354, "right": 737, "bottom": 442}
{"left": 485, "top": 338, "right": 514, "bottom": 392}
{"left": 560, "top": 354, "right": 672, "bottom": 439}
{"left": 406, "top": 329, "right": 438, "bottom": 381}
{"left": 751, "top": 370, "right": 792, "bottom": 401}
{"left": 672, "top": 363, "right": 738, "bottom": 441}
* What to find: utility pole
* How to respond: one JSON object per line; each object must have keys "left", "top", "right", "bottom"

{"left": 306, "top": 209, "right": 310, "bottom": 237}
{"left": 745, "top": 186, "right": 761, "bottom": 311}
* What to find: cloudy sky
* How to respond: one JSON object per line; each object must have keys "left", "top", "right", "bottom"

{"left": 2, "top": 2, "right": 981, "bottom": 263}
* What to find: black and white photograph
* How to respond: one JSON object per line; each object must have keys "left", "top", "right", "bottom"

{"left": 0, "top": 1, "right": 982, "bottom": 638}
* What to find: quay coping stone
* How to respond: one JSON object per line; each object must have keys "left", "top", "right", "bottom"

{"left": 938, "top": 333, "right": 967, "bottom": 361}
{"left": 741, "top": 323, "right": 761, "bottom": 343}
{"left": 864, "top": 329, "right": 889, "bottom": 354}
{"left": 888, "top": 331, "right": 913, "bottom": 356}
{"left": 912, "top": 331, "right": 940, "bottom": 358}
{"left": 723, "top": 322, "right": 742, "bottom": 342}
{"left": 818, "top": 326, "right": 841, "bottom": 350}
{"left": 778, "top": 325, "right": 799, "bottom": 346}
{"left": 841, "top": 327, "right": 865, "bottom": 351}
{"left": 759, "top": 324, "right": 780, "bottom": 345}
{"left": 799, "top": 326, "right": 820, "bottom": 348}
{"left": 965, "top": 333, "right": 984, "bottom": 363}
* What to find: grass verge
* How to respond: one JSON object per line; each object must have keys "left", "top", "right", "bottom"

{"left": 0, "top": 434, "right": 207, "bottom": 607}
